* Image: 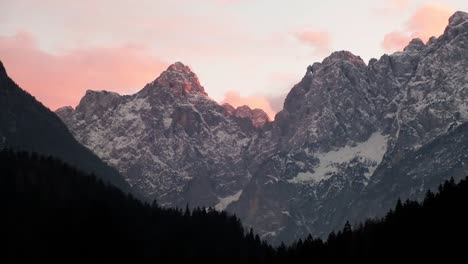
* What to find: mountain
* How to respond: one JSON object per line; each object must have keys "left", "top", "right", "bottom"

{"left": 56, "top": 62, "right": 264, "bottom": 207}
{"left": 0, "top": 61, "right": 129, "bottom": 191}
{"left": 231, "top": 11, "right": 468, "bottom": 242}
{"left": 57, "top": 11, "right": 468, "bottom": 243}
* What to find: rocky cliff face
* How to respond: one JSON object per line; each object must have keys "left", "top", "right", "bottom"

{"left": 57, "top": 11, "right": 468, "bottom": 243}
{"left": 57, "top": 62, "right": 264, "bottom": 208}
{"left": 222, "top": 104, "right": 270, "bottom": 128}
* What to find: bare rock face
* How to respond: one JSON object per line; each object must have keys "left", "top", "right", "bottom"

{"left": 222, "top": 104, "right": 270, "bottom": 128}
{"left": 58, "top": 11, "right": 468, "bottom": 244}
{"left": 250, "top": 109, "right": 270, "bottom": 128}
{"left": 222, "top": 103, "right": 236, "bottom": 116}
{"left": 146, "top": 61, "right": 208, "bottom": 97}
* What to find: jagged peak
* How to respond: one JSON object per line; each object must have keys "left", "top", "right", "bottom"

{"left": 166, "top": 61, "right": 192, "bottom": 73}
{"left": 75, "top": 89, "right": 121, "bottom": 114}
{"left": 145, "top": 62, "right": 208, "bottom": 97}
{"left": 79, "top": 90, "right": 120, "bottom": 104}
{"left": 84, "top": 89, "right": 120, "bottom": 97}
{"left": 236, "top": 105, "right": 252, "bottom": 111}
{"left": 234, "top": 105, "right": 270, "bottom": 127}
{"left": 307, "top": 62, "right": 322, "bottom": 73}
{"left": 222, "top": 103, "right": 236, "bottom": 116}
{"left": 251, "top": 108, "right": 270, "bottom": 118}
{"left": 443, "top": 11, "right": 468, "bottom": 40}
{"left": 56, "top": 106, "right": 74, "bottom": 113}
{"left": 233, "top": 105, "right": 253, "bottom": 120}
{"left": 55, "top": 106, "right": 75, "bottom": 117}
{"left": 250, "top": 108, "right": 270, "bottom": 127}
{"left": 305, "top": 51, "right": 366, "bottom": 76}
{"left": 403, "top": 38, "right": 426, "bottom": 52}
{"left": 322, "top": 51, "right": 365, "bottom": 66}
{"left": 221, "top": 103, "right": 269, "bottom": 127}
{"left": 448, "top": 11, "right": 468, "bottom": 28}
{"left": 427, "top": 36, "right": 438, "bottom": 46}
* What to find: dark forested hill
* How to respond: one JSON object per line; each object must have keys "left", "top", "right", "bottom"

{"left": 279, "top": 176, "right": 468, "bottom": 260}
{"left": 0, "top": 61, "right": 129, "bottom": 191}
{"left": 0, "top": 150, "right": 273, "bottom": 263}
{"left": 1, "top": 149, "right": 467, "bottom": 262}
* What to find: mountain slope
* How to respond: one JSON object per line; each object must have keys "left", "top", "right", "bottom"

{"left": 0, "top": 61, "right": 129, "bottom": 191}
{"left": 57, "top": 11, "right": 468, "bottom": 243}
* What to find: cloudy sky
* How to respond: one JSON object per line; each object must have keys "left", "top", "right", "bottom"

{"left": 0, "top": 0, "right": 467, "bottom": 118}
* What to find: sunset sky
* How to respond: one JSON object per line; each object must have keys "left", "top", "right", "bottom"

{"left": 1, "top": 0, "right": 467, "bottom": 118}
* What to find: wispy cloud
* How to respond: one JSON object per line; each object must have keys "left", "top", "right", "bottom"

{"left": 382, "top": 4, "right": 453, "bottom": 52}
{"left": 294, "top": 30, "right": 332, "bottom": 55}
{"left": 382, "top": 31, "right": 411, "bottom": 52}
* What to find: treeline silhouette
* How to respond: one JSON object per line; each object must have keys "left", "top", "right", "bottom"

{"left": 278, "top": 177, "right": 468, "bottom": 260}
{"left": 1, "top": 149, "right": 274, "bottom": 263}
{"left": 2, "top": 149, "right": 468, "bottom": 262}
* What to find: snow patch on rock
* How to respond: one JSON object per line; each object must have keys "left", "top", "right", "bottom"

{"left": 215, "top": 190, "right": 243, "bottom": 211}
{"left": 289, "top": 132, "right": 389, "bottom": 184}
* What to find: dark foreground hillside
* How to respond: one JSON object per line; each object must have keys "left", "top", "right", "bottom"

{"left": 280, "top": 177, "right": 468, "bottom": 261}
{"left": 0, "top": 150, "right": 273, "bottom": 263}
{"left": 1, "top": 149, "right": 468, "bottom": 262}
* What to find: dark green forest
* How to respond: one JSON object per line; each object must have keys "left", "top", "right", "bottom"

{"left": 1, "top": 149, "right": 467, "bottom": 263}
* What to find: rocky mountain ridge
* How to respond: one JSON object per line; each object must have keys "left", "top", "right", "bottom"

{"left": 57, "top": 61, "right": 265, "bottom": 208}
{"left": 57, "top": 11, "right": 468, "bottom": 243}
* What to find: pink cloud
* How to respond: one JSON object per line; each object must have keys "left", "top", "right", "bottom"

{"left": 382, "top": 31, "right": 412, "bottom": 52}
{"left": 407, "top": 4, "right": 453, "bottom": 41}
{"left": 220, "top": 91, "right": 276, "bottom": 120}
{"left": 382, "top": 4, "right": 453, "bottom": 52}
{"left": 129, "top": 15, "right": 259, "bottom": 59}
{"left": 294, "top": 30, "right": 332, "bottom": 55}
{"left": 265, "top": 93, "right": 286, "bottom": 113}
{"left": 0, "top": 31, "right": 168, "bottom": 110}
